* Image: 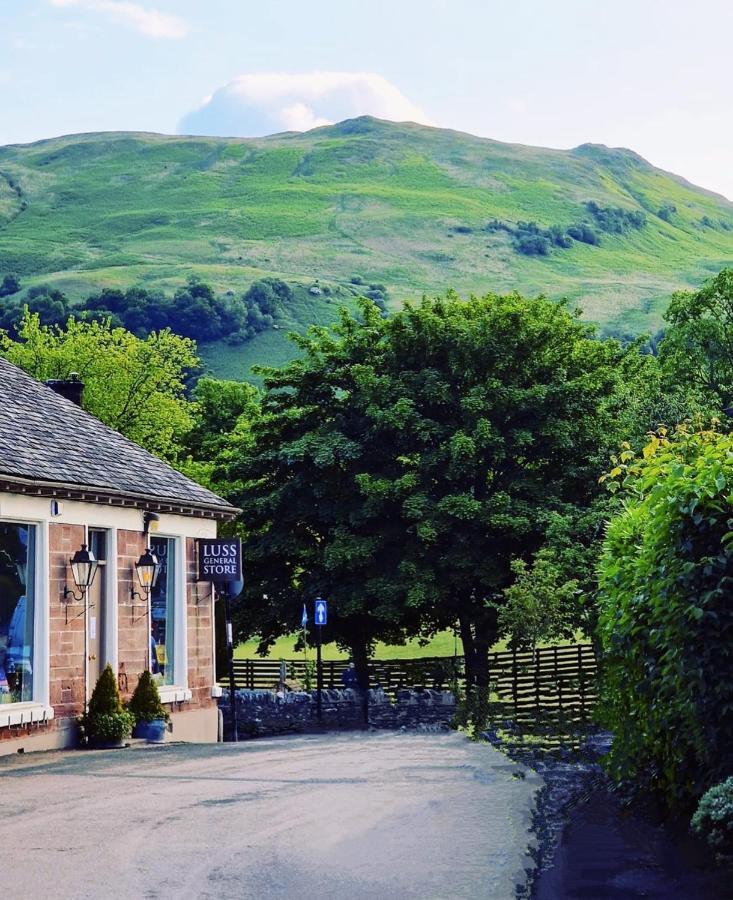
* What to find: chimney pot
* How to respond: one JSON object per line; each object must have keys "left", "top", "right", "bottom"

{"left": 45, "top": 375, "right": 84, "bottom": 406}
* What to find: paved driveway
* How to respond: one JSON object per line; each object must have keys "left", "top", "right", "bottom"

{"left": 0, "top": 732, "right": 540, "bottom": 899}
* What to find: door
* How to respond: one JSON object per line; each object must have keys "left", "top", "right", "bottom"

{"left": 87, "top": 530, "right": 107, "bottom": 688}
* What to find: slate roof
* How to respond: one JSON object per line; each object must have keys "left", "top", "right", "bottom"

{"left": 0, "top": 357, "right": 235, "bottom": 518}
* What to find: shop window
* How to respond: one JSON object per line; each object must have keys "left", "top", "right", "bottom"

{"left": 150, "top": 537, "right": 175, "bottom": 686}
{"left": 0, "top": 523, "right": 36, "bottom": 704}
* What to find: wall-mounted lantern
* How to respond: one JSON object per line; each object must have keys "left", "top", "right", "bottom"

{"left": 63, "top": 544, "right": 99, "bottom": 623}
{"left": 130, "top": 548, "right": 159, "bottom": 622}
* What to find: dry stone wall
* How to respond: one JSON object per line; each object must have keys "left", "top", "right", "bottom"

{"left": 219, "top": 687, "right": 456, "bottom": 739}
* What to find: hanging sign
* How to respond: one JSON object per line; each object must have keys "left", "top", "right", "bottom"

{"left": 196, "top": 537, "right": 242, "bottom": 582}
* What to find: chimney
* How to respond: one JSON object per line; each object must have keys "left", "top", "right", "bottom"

{"left": 45, "top": 372, "right": 84, "bottom": 406}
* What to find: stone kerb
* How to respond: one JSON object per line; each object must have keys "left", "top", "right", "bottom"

{"left": 219, "top": 687, "right": 456, "bottom": 739}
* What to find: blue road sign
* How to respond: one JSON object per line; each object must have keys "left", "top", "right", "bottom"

{"left": 314, "top": 598, "right": 328, "bottom": 626}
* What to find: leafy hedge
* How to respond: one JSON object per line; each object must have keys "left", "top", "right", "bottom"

{"left": 692, "top": 777, "right": 733, "bottom": 859}
{"left": 598, "top": 426, "right": 733, "bottom": 808}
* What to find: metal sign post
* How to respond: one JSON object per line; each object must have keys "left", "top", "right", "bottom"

{"left": 222, "top": 584, "right": 238, "bottom": 742}
{"left": 314, "top": 598, "right": 327, "bottom": 723}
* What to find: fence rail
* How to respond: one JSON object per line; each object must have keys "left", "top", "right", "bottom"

{"left": 226, "top": 643, "right": 598, "bottom": 726}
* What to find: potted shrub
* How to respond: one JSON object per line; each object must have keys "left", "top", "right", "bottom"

{"left": 128, "top": 669, "right": 169, "bottom": 743}
{"left": 79, "top": 664, "right": 135, "bottom": 748}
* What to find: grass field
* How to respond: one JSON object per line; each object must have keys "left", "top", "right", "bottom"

{"left": 234, "top": 630, "right": 465, "bottom": 661}
{"left": 2, "top": 117, "right": 732, "bottom": 378}
{"left": 233, "top": 629, "right": 586, "bottom": 661}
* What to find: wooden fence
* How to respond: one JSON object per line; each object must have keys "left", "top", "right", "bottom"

{"left": 228, "top": 642, "right": 598, "bottom": 727}
{"left": 483, "top": 642, "right": 598, "bottom": 731}
{"left": 229, "top": 655, "right": 459, "bottom": 694}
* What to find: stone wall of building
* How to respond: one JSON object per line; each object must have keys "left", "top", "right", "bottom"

{"left": 48, "top": 522, "right": 87, "bottom": 727}
{"left": 184, "top": 537, "right": 216, "bottom": 713}
{"left": 116, "top": 528, "right": 148, "bottom": 700}
{"left": 219, "top": 687, "right": 456, "bottom": 739}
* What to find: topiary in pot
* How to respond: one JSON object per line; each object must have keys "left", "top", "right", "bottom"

{"left": 691, "top": 777, "right": 733, "bottom": 862}
{"left": 80, "top": 664, "right": 134, "bottom": 748}
{"left": 128, "top": 670, "right": 169, "bottom": 743}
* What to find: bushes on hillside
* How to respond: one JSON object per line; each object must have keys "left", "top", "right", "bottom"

{"left": 657, "top": 203, "right": 677, "bottom": 222}
{"left": 598, "top": 425, "right": 733, "bottom": 808}
{"left": 484, "top": 201, "right": 645, "bottom": 258}
{"left": 0, "top": 274, "right": 20, "bottom": 297}
{"left": 82, "top": 277, "right": 259, "bottom": 343}
{"left": 566, "top": 223, "right": 600, "bottom": 245}
{"left": 0, "top": 284, "right": 70, "bottom": 334}
{"left": 584, "top": 201, "right": 645, "bottom": 233}
{"left": 0, "top": 276, "right": 296, "bottom": 344}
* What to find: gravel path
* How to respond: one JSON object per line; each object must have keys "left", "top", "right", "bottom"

{"left": 0, "top": 732, "right": 541, "bottom": 899}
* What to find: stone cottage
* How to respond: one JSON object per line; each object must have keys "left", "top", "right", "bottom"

{"left": 0, "top": 358, "right": 236, "bottom": 754}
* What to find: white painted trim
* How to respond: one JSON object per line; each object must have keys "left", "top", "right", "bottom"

{"left": 158, "top": 686, "right": 192, "bottom": 704}
{"left": 105, "top": 527, "right": 119, "bottom": 673}
{"left": 0, "top": 494, "right": 217, "bottom": 538}
{"left": 173, "top": 536, "right": 187, "bottom": 691}
{"left": 0, "top": 703, "right": 54, "bottom": 729}
{"left": 211, "top": 685, "right": 223, "bottom": 698}
{"left": 34, "top": 519, "right": 50, "bottom": 707}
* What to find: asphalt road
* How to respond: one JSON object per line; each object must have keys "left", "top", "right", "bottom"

{"left": 0, "top": 732, "right": 540, "bottom": 899}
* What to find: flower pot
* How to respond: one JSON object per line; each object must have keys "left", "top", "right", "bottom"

{"left": 133, "top": 719, "right": 167, "bottom": 743}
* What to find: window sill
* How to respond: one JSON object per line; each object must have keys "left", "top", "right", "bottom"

{"left": 158, "top": 686, "right": 192, "bottom": 705}
{"left": 0, "top": 703, "right": 54, "bottom": 729}
{"left": 211, "top": 685, "right": 223, "bottom": 698}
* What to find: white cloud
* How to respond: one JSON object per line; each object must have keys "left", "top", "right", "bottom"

{"left": 48, "top": 0, "right": 188, "bottom": 40}
{"left": 179, "top": 72, "right": 432, "bottom": 137}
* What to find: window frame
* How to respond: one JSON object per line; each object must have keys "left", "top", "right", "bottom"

{"left": 149, "top": 533, "right": 189, "bottom": 702}
{"left": 0, "top": 515, "right": 51, "bottom": 725}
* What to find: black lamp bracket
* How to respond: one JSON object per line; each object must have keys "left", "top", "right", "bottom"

{"left": 130, "top": 586, "right": 151, "bottom": 623}
{"left": 61, "top": 586, "right": 94, "bottom": 624}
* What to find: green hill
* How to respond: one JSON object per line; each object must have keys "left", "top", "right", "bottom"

{"left": 1, "top": 116, "right": 732, "bottom": 376}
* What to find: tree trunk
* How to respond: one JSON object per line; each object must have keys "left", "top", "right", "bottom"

{"left": 459, "top": 617, "right": 477, "bottom": 693}
{"left": 460, "top": 617, "right": 497, "bottom": 691}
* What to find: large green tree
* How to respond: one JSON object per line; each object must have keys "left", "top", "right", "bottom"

{"left": 229, "top": 292, "right": 628, "bottom": 686}
{"left": 659, "top": 268, "right": 733, "bottom": 410}
{"left": 0, "top": 311, "right": 198, "bottom": 460}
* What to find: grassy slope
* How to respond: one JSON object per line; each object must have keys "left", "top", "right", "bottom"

{"left": 1, "top": 116, "right": 732, "bottom": 377}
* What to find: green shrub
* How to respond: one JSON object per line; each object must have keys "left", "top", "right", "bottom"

{"left": 598, "top": 426, "right": 733, "bottom": 807}
{"left": 0, "top": 274, "right": 20, "bottom": 297}
{"left": 566, "top": 223, "right": 600, "bottom": 245}
{"left": 85, "top": 712, "right": 135, "bottom": 744}
{"left": 584, "top": 201, "right": 646, "bottom": 233}
{"left": 81, "top": 664, "right": 135, "bottom": 745}
{"left": 658, "top": 203, "right": 677, "bottom": 222}
{"left": 691, "top": 777, "right": 733, "bottom": 860}
{"left": 127, "top": 669, "right": 169, "bottom": 723}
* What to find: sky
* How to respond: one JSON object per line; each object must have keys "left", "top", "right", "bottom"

{"left": 1, "top": 0, "right": 732, "bottom": 199}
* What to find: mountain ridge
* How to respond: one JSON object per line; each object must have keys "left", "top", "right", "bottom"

{"left": 1, "top": 116, "right": 732, "bottom": 377}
